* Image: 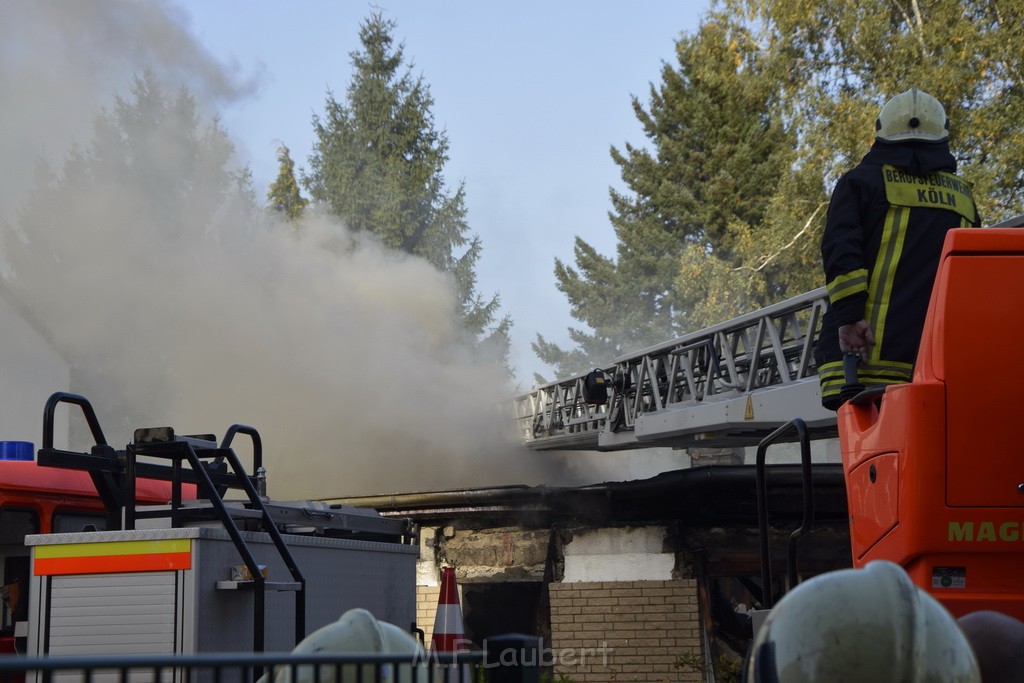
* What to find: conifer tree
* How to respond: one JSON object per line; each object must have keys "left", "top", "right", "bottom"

{"left": 304, "top": 13, "right": 511, "bottom": 368}
{"left": 266, "top": 145, "right": 307, "bottom": 223}
{"left": 535, "top": 15, "right": 795, "bottom": 378}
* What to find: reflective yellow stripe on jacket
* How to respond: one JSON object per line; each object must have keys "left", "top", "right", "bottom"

{"left": 827, "top": 268, "right": 868, "bottom": 305}
{"left": 818, "top": 359, "right": 914, "bottom": 400}
{"left": 865, "top": 204, "right": 911, "bottom": 362}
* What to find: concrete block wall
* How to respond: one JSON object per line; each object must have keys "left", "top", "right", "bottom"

{"left": 549, "top": 580, "right": 702, "bottom": 683}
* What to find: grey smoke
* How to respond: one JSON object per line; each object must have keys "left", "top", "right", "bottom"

{"left": 0, "top": 0, "right": 585, "bottom": 498}
{"left": 0, "top": 0, "right": 260, "bottom": 220}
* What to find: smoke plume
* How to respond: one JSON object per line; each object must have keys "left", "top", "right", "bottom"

{"left": 0, "top": 0, "right": 577, "bottom": 498}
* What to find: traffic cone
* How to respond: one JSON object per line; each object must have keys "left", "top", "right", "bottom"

{"left": 431, "top": 566, "right": 468, "bottom": 652}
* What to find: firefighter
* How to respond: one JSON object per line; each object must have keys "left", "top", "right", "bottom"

{"left": 815, "top": 88, "right": 980, "bottom": 410}
{"left": 744, "top": 561, "right": 980, "bottom": 682}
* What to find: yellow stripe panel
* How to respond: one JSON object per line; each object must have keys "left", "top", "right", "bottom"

{"left": 35, "top": 538, "right": 191, "bottom": 559}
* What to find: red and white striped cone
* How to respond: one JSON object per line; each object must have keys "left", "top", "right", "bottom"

{"left": 431, "top": 566, "right": 468, "bottom": 653}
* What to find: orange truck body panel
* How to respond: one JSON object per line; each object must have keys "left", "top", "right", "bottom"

{"left": 838, "top": 228, "right": 1024, "bottom": 619}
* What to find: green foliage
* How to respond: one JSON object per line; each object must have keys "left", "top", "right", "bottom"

{"left": 538, "top": 671, "right": 575, "bottom": 683}
{"left": 267, "top": 144, "right": 308, "bottom": 223}
{"left": 539, "top": 0, "right": 1024, "bottom": 378}
{"left": 674, "top": 651, "right": 743, "bottom": 682}
{"left": 727, "top": 0, "right": 1024, "bottom": 220}
{"left": 303, "top": 13, "right": 511, "bottom": 371}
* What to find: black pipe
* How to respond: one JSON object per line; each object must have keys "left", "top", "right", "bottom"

{"left": 786, "top": 420, "right": 814, "bottom": 592}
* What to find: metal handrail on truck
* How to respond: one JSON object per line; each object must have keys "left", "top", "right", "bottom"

{"left": 37, "top": 392, "right": 306, "bottom": 652}
{"left": 754, "top": 417, "right": 815, "bottom": 609}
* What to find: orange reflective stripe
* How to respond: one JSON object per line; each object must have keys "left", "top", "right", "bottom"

{"left": 35, "top": 551, "right": 190, "bottom": 575}
{"left": 33, "top": 538, "right": 191, "bottom": 575}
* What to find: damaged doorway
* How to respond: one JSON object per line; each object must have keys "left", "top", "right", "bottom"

{"left": 461, "top": 582, "right": 547, "bottom": 646}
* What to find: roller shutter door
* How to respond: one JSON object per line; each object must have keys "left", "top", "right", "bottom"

{"left": 48, "top": 571, "right": 177, "bottom": 655}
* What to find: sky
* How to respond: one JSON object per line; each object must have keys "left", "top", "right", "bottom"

{"left": 170, "top": 0, "right": 710, "bottom": 384}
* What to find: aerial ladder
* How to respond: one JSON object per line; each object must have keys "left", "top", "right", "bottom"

{"left": 513, "top": 287, "right": 837, "bottom": 452}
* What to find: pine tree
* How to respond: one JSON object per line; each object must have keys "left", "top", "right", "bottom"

{"left": 304, "top": 13, "right": 511, "bottom": 368}
{"left": 266, "top": 145, "right": 308, "bottom": 223}
{"left": 535, "top": 15, "right": 796, "bottom": 378}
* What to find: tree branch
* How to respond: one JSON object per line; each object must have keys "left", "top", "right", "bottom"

{"left": 735, "top": 201, "right": 828, "bottom": 275}
{"left": 890, "top": 0, "right": 927, "bottom": 54}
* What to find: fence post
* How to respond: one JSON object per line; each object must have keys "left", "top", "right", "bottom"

{"left": 485, "top": 634, "right": 540, "bottom": 683}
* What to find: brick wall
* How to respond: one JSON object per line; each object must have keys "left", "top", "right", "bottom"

{"left": 549, "top": 580, "right": 702, "bottom": 683}
{"left": 416, "top": 584, "right": 440, "bottom": 645}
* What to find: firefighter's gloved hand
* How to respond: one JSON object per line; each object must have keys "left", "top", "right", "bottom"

{"left": 838, "top": 320, "right": 875, "bottom": 364}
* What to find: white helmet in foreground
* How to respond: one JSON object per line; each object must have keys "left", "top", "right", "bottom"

{"left": 270, "top": 608, "right": 425, "bottom": 683}
{"left": 745, "top": 561, "right": 979, "bottom": 682}
{"left": 875, "top": 88, "right": 949, "bottom": 142}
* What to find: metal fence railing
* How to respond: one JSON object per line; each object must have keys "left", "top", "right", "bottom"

{"left": 0, "top": 649, "right": 528, "bottom": 683}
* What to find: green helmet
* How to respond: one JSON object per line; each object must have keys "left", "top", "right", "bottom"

{"left": 745, "top": 561, "right": 979, "bottom": 682}
{"left": 875, "top": 88, "right": 949, "bottom": 142}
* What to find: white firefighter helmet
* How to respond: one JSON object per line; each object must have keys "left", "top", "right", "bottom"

{"left": 745, "top": 561, "right": 979, "bottom": 682}
{"left": 269, "top": 608, "right": 425, "bottom": 683}
{"left": 875, "top": 88, "right": 949, "bottom": 142}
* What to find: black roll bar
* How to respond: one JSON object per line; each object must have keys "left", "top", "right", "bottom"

{"left": 755, "top": 417, "right": 815, "bottom": 609}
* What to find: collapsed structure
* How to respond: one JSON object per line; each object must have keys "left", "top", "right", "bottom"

{"left": 331, "top": 465, "right": 850, "bottom": 680}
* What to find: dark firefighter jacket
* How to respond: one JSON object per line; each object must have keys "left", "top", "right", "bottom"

{"left": 815, "top": 140, "right": 980, "bottom": 410}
